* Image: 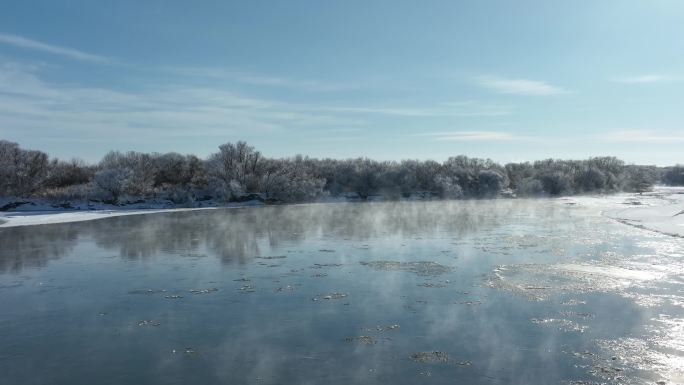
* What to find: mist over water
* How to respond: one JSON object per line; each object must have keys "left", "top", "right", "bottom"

{"left": 1, "top": 200, "right": 682, "bottom": 385}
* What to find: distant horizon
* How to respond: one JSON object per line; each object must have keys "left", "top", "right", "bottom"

{"left": 1, "top": 1, "right": 683, "bottom": 166}
{"left": 3, "top": 138, "right": 679, "bottom": 167}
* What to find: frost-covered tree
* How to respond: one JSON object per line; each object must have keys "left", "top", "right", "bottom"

{"left": 477, "top": 170, "right": 506, "bottom": 197}
{"left": 537, "top": 171, "right": 573, "bottom": 196}
{"left": 441, "top": 156, "right": 506, "bottom": 197}
{"left": 434, "top": 175, "right": 463, "bottom": 199}
{"left": 150, "top": 153, "right": 208, "bottom": 202}
{"left": 349, "top": 158, "right": 383, "bottom": 199}
{"left": 45, "top": 159, "right": 93, "bottom": 189}
{"left": 98, "top": 151, "right": 157, "bottom": 196}
{"left": 206, "top": 141, "right": 263, "bottom": 200}
{"left": 0, "top": 140, "right": 49, "bottom": 196}
{"left": 505, "top": 162, "right": 535, "bottom": 191}
{"left": 0, "top": 140, "right": 21, "bottom": 196}
{"left": 0, "top": 139, "right": 665, "bottom": 203}
{"left": 93, "top": 168, "right": 131, "bottom": 202}
{"left": 261, "top": 156, "right": 326, "bottom": 202}
{"left": 622, "top": 165, "right": 658, "bottom": 193}
{"left": 663, "top": 165, "right": 684, "bottom": 186}
{"left": 575, "top": 166, "right": 607, "bottom": 193}
{"left": 516, "top": 178, "right": 545, "bottom": 196}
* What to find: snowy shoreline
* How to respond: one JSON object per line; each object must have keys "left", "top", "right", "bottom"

{"left": 602, "top": 191, "right": 684, "bottom": 238}
{"left": 2, "top": 187, "right": 684, "bottom": 236}
{"left": 0, "top": 199, "right": 266, "bottom": 228}
{"left": 566, "top": 186, "right": 684, "bottom": 238}
{"left": 0, "top": 206, "right": 228, "bottom": 228}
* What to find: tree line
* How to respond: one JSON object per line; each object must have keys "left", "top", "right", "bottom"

{"left": 0, "top": 139, "right": 677, "bottom": 205}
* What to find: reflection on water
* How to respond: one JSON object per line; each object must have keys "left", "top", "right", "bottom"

{"left": 1, "top": 201, "right": 537, "bottom": 266}
{"left": 0, "top": 200, "right": 682, "bottom": 385}
{"left": 0, "top": 224, "right": 79, "bottom": 273}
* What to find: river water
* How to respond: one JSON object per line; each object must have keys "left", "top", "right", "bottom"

{"left": 1, "top": 200, "right": 682, "bottom": 384}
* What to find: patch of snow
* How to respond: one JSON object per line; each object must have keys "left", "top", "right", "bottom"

{"left": 0, "top": 207, "right": 215, "bottom": 228}
{"left": 564, "top": 187, "right": 684, "bottom": 238}
{"left": 0, "top": 199, "right": 264, "bottom": 228}
{"left": 601, "top": 187, "right": 684, "bottom": 238}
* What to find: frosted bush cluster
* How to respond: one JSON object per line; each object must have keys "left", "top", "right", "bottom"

{"left": 0, "top": 139, "right": 670, "bottom": 205}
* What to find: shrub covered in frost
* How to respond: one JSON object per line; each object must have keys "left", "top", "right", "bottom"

{"left": 0, "top": 139, "right": 669, "bottom": 204}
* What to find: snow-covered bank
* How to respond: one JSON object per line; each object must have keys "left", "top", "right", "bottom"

{"left": 0, "top": 199, "right": 263, "bottom": 228}
{"left": 0, "top": 192, "right": 389, "bottom": 228}
{"left": 604, "top": 189, "right": 684, "bottom": 238}
{"left": 567, "top": 186, "right": 684, "bottom": 238}
{"left": 0, "top": 207, "right": 217, "bottom": 228}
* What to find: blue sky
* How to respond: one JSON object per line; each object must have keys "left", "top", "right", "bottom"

{"left": 0, "top": 0, "right": 683, "bottom": 165}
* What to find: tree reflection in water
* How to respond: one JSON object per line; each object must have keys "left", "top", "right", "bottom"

{"left": 1, "top": 200, "right": 564, "bottom": 273}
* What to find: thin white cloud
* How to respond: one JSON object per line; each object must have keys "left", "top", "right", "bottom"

{"left": 414, "top": 129, "right": 684, "bottom": 144}
{"left": 169, "top": 68, "right": 513, "bottom": 116}
{"left": 0, "top": 61, "right": 361, "bottom": 143}
{"left": 477, "top": 76, "right": 568, "bottom": 96}
{"left": 0, "top": 60, "right": 520, "bottom": 155}
{"left": 4, "top": 61, "right": 515, "bottom": 146}
{"left": 0, "top": 32, "right": 110, "bottom": 62}
{"left": 167, "top": 67, "right": 349, "bottom": 92}
{"left": 319, "top": 101, "right": 510, "bottom": 117}
{"left": 321, "top": 106, "right": 508, "bottom": 117}
{"left": 415, "top": 131, "right": 519, "bottom": 141}
{"left": 597, "top": 130, "right": 684, "bottom": 143}
{"left": 616, "top": 74, "right": 676, "bottom": 84}
{"left": 302, "top": 136, "right": 358, "bottom": 143}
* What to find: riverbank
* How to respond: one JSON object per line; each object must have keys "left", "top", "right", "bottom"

{"left": 0, "top": 199, "right": 263, "bottom": 228}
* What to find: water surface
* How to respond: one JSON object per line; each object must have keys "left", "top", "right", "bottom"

{"left": 1, "top": 200, "right": 682, "bottom": 384}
